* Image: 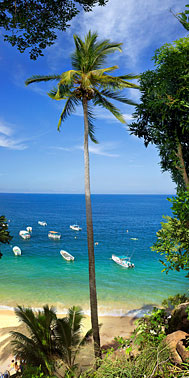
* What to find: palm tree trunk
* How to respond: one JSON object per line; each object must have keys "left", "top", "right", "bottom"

{"left": 82, "top": 97, "right": 101, "bottom": 359}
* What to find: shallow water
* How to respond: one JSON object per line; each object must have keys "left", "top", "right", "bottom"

{"left": 0, "top": 194, "right": 187, "bottom": 315}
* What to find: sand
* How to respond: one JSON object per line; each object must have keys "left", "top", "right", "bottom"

{"left": 0, "top": 309, "right": 136, "bottom": 374}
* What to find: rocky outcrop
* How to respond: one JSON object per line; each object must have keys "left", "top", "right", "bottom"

{"left": 164, "top": 330, "right": 189, "bottom": 364}
{"left": 168, "top": 302, "right": 189, "bottom": 333}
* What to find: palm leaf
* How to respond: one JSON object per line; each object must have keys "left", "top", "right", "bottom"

{"left": 87, "top": 105, "right": 98, "bottom": 144}
{"left": 57, "top": 95, "right": 79, "bottom": 130}
{"left": 48, "top": 84, "right": 72, "bottom": 100}
{"left": 101, "top": 89, "right": 138, "bottom": 106}
{"left": 93, "top": 90, "right": 126, "bottom": 124}
{"left": 25, "top": 74, "right": 61, "bottom": 86}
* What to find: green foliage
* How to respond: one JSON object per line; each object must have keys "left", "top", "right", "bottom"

{"left": 81, "top": 344, "right": 171, "bottom": 378}
{"left": 171, "top": 4, "right": 189, "bottom": 31}
{"left": 21, "top": 364, "right": 57, "bottom": 377}
{"left": 0, "top": 215, "right": 12, "bottom": 257}
{"left": 162, "top": 293, "right": 189, "bottom": 309}
{"left": 133, "top": 308, "right": 167, "bottom": 348}
{"left": 152, "top": 191, "right": 189, "bottom": 277}
{"left": 11, "top": 305, "right": 91, "bottom": 376}
{"left": 130, "top": 37, "right": 189, "bottom": 190}
{"left": 0, "top": 0, "right": 108, "bottom": 59}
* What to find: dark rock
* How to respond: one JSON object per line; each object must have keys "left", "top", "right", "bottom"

{"left": 168, "top": 302, "right": 189, "bottom": 333}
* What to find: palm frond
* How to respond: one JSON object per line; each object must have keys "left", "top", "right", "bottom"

{"left": 25, "top": 74, "right": 61, "bottom": 86}
{"left": 59, "top": 70, "right": 80, "bottom": 86}
{"left": 94, "top": 74, "right": 140, "bottom": 90}
{"left": 101, "top": 89, "right": 138, "bottom": 106}
{"left": 79, "top": 328, "right": 93, "bottom": 347}
{"left": 89, "top": 66, "right": 118, "bottom": 79}
{"left": 87, "top": 105, "right": 98, "bottom": 144}
{"left": 48, "top": 84, "right": 72, "bottom": 100}
{"left": 72, "top": 31, "right": 122, "bottom": 72}
{"left": 57, "top": 95, "right": 79, "bottom": 130}
{"left": 93, "top": 90, "right": 126, "bottom": 124}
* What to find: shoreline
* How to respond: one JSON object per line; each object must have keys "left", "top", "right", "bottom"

{"left": 0, "top": 308, "right": 136, "bottom": 373}
{"left": 0, "top": 303, "right": 154, "bottom": 318}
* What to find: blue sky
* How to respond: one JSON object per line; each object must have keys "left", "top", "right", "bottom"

{"left": 0, "top": 0, "right": 187, "bottom": 194}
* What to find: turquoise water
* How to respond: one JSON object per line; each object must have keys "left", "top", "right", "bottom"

{"left": 0, "top": 194, "right": 188, "bottom": 316}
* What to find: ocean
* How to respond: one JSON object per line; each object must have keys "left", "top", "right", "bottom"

{"left": 0, "top": 193, "right": 187, "bottom": 316}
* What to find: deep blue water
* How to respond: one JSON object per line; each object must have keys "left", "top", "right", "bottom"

{"left": 0, "top": 194, "right": 187, "bottom": 315}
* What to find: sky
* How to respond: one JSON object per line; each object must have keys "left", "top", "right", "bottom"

{"left": 0, "top": 0, "right": 187, "bottom": 194}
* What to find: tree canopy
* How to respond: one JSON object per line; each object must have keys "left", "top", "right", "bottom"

{"left": 130, "top": 37, "right": 189, "bottom": 190}
{"left": 0, "top": 0, "right": 108, "bottom": 59}
{"left": 0, "top": 215, "right": 12, "bottom": 245}
{"left": 151, "top": 191, "right": 189, "bottom": 278}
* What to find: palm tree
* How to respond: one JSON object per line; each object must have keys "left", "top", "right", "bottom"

{"left": 11, "top": 305, "right": 92, "bottom": 376}
{"left": 25, "top": 31, "right": 139, "bottom": 358}
{"left": 11, "top": 305, "right": 57, "bottom": 376}
{"left": 53, "top": 306, "right": 92, "bottom": 373}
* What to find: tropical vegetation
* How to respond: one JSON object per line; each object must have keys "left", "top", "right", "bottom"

{"left": 0, "top": 215, "right": 12, "bottom": 258}
{"left": 0, "top": 0, "right": 108, "bottom": 59}
{"left": 11, "top": 305, "right": 92, "bottom": 376}
{"left": 25, "top": 30, "right": 139, "bottom": 357}
{"left": 130, "top": 36, "right": 189, "bottom": 191}
{"left": 11, "top": 294, "right": 189, "bottom": 377}
{"left": 152, "top": 191, "right": 189, "bottom": 277}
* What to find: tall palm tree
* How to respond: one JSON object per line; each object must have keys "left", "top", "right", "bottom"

{"left": 25, "top": 31, "right": 139, "bottom": 358}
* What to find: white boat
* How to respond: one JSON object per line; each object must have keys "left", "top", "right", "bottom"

{"left": 112, "top": 254, "right": 135, "bottom": 268}
{"left": 13, "top": 246, "right": 21, "bottom": 256}
{"left": 130, "top": 238, "right": 138, "bottom": 240}
{"left": 60, "top": 250, "right": 74, "bottom": 261}
{"left": 26, "top": 226, "right": 32, "bottom": 232}
{"left": 19, "top": 230, "right": 31, "bottom": 239}
{"left": 70, "top": 224, "right": 82, "bottom": 231}
{"left": 38, "top": 221, "right": 47, "bottom": 226}
{"left": 48, "top": 231, "right": 61, "bottom": 240}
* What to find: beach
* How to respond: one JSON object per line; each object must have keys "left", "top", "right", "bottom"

{"left": 0, "top": 308, "right": 136, "bottom": 374}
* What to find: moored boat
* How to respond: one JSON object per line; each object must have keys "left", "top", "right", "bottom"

{"left": 19, "top": 230, "right": 31, "bottom": 239}
{"left": 60, "top": 250, "right": 74, "bottom": 261}
{"left": 70, "top": 224, "right": 82, "bottom": 231}
{"left": 13, "top": 246, "right": 22, "bottom": 256}
{"left": 48, "top": 231, "right": 61, "bottom": 240}
{"left": 112, "top": 254, "right": 135, "bottom": 268}
{"left": 38, "top": 221, "right": 47, "bottom": 226}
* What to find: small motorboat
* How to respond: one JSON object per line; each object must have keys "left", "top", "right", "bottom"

{"left": 26, "top": 226, "right": 32, "bottom": 232}
{"left": 48, "top": 231, "right": 61, "bottom": 240}
{"left": 130, "top": 238, "right": 138, "bottom": 240}
{"left": 112, "top": 254, "right": 135, "bottom": 268}
{"left": 70, "top": 224, "right": 82, "bottom": 231}
{"left": 19, "top": 230, "right": 31, "bottom": 239}
{"left": 13, "top": 246, "right": 21, "bottom": 256}
{"left": 38, "top": 221, "right": 47, "bottom": 226}
{"left": 60, "top": 250, "right": 74, "bottom": 261}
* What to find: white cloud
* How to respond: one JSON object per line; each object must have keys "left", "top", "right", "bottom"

{"left": 0, "top": 120, "right": 13, "bottom": 136}
{"left": 51, "top": 142, "right": 120, "bottom": 157}
{"left": 0, "top": 120, "right": 27, "bottom": 150}
{"left": 70, "top": 0, "right": 186, "bottom": 69}
{"left": 76, "top": 142, "right": 119, "bottom": 157}
{"left": 0, "top": 135, "right": 27, "bottom": 150}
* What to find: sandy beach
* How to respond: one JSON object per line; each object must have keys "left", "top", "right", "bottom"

{"left": 0, "top": 308, "right": 136, "bottom": 374}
